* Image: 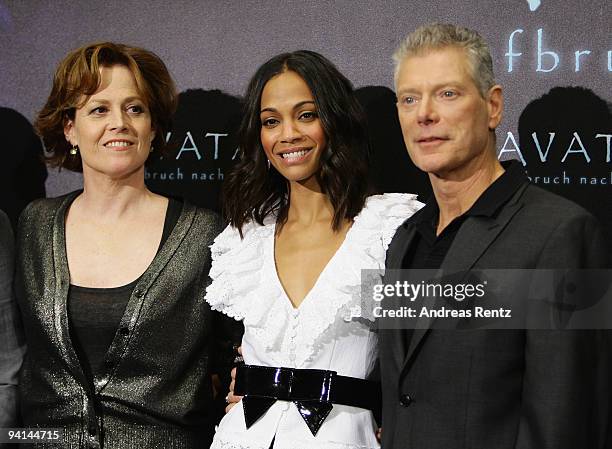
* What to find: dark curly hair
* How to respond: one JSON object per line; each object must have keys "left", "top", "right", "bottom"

{"left": 224, "top": 50, "right": 369, "bottom": 234}
{"left": 35, "top": 42, "right": 177, "bottom": 172}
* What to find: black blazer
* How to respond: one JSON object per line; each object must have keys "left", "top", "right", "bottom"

{"left": 379, "top": 181, "right": 610, "bottom": 449}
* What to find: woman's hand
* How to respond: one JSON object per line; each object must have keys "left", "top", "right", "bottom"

{"left": 225, "top": 347, "right": 243, "bottom": 413}
{"left": 224, "top": 367, "right": 243, "bottom": 412}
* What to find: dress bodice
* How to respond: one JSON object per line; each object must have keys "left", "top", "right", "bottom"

{"left": 206, "top": 193, "right": 422, "bottom": 449}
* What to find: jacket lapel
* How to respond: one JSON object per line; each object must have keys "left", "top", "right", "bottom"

{"left": 52, "top": 191, "right": 90, "bottom": 389}
{"left": 400, "top": 187, "right": 526, "bottom": 377}
{"left": 383, "top": 222, "right": 419, "bottom": 368}
{"left": 386, "top": 223, "right": 417, "bottom": 270}
{"left": 95, "top": 202, "right": 196, "bottom": 393}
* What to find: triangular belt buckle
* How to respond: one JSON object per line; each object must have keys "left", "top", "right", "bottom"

{"left": 294, "top": 400, "right": 333, "bottom": 436}
{"left": 242, "top": 396, "right": 277, "bottom": 428}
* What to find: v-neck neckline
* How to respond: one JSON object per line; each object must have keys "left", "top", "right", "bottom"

{"left": 52, "top": 190, "right": 194, "bottom": 393}
{"left": 268, "top": 221, "right": 355, "bottom": 311}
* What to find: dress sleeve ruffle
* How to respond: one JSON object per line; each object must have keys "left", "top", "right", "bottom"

{"left": 205, "top": 221, "right": 274, "bottom": 320}
{"left": 204, "top": 194, "right": 424, "bottom": 365}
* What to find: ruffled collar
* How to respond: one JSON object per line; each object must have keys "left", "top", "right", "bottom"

{"left": 206, "top": 193, "right": 422, "bottom": 365}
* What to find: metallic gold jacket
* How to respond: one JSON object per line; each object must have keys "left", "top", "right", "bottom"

{"left": 15, "top": 191, "right": 229, "bottom": 448}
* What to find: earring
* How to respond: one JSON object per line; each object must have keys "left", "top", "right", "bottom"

{"left": 267, "top": 159, "right": 271, "bottom": 170}
{"left": 150, "top": 145, "right": 155, "bottom": 153}
{"left": 69, "top": 145, "right": 78, "bottom": 155}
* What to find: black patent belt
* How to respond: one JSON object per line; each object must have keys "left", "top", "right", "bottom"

{"left": 234, "top": 364, "right": 381, "bottom": 436}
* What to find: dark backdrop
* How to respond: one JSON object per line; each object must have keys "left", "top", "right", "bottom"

{"left": 1, "top": 0, "right": 609, "bottom": 247}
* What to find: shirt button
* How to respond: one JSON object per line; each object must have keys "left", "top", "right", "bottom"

{"left": 134, "top": 288, "right": 144, "bottom": 298}
{"left": 399, "top": 393, "right": 413, "bottom": 407}
{"left": 119, "top": 327, "right": 129, "bottom": 336}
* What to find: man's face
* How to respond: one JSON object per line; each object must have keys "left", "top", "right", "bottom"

{"left": 395, "top": 46, "right": 502, "bottom": 180}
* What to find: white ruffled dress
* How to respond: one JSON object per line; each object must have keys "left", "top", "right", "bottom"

{"left": 206, "top": 193, "right": 422, "bottom": 449}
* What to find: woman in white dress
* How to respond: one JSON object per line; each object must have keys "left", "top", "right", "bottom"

{"left": 206, "top": 50, "right": 422, "bottom": 449}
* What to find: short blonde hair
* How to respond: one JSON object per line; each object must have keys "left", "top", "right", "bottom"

{"left": 393, "top": 23, "right": 495, "bottom": 97}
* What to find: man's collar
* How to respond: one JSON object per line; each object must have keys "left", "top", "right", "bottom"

{"left": 468, "top": 160, "right": 527, "bottom": 217}
{"left": 409, "top": 160, "right": 527, "bottom": 226}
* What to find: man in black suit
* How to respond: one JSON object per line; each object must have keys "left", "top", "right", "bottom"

{"left": 0, "top": 107, "right": 47, "bottom": 230}
{"left": 0, "top": 209, "right": 24, "bottom": 428}
{"left": 379, "top": 23, "right": 610, "bottom": 448}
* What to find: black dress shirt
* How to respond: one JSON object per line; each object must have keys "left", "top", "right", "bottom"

{"left": 399, "top": 161, "right": 527, "bottom": 346}
{"left": 402, "top": 161, "right": 526, "bottom": 270}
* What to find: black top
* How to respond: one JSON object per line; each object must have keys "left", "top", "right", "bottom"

{"left": 401, "top": 161, "right": 526, "bottom": 270}
{"left": 68, "top": 198, "right": 182, "bottom": 383}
